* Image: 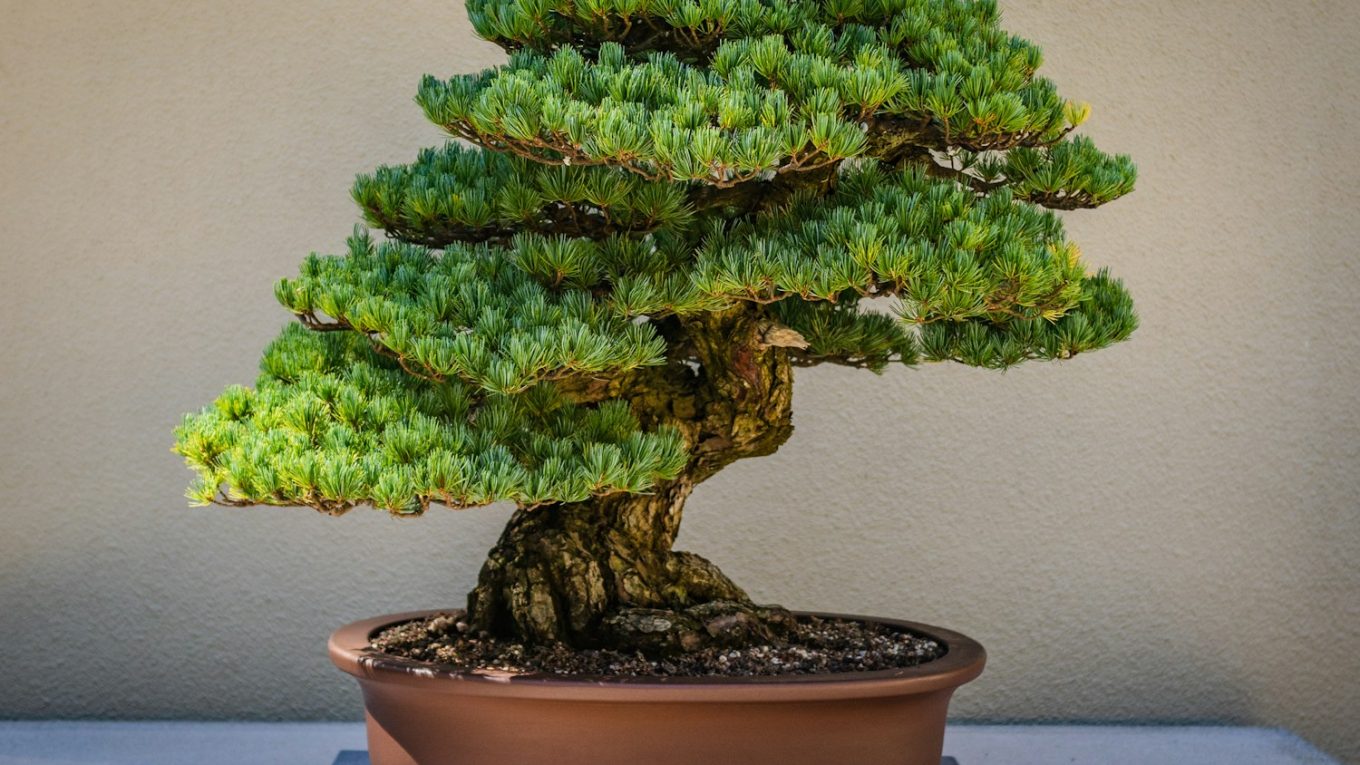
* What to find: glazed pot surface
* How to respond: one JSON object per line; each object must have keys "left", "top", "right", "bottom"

{"left": 330, "top": 610, "right": 985, "bottom": 765}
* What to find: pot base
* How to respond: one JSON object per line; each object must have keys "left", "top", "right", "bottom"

{"left": 331, "top": 611, "right": 985, "bottom": 765}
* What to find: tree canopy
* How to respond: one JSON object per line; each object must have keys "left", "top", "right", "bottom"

{"left": 176, "top": 0, "right": 1137, "bottom": 516}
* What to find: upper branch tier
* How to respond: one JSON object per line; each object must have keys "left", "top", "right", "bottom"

{"left": 469, "top": 0, "right": 1034, "bottom": 65}
{"left": 418, "top": 20, "right": 1133, "bottom": 190}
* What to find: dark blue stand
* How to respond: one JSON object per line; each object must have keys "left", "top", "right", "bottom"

{"left": 335, "top": 754, "right": 958, "bottom": 764}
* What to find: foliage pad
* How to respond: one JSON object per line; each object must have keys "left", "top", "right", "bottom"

{"left": 177, "top": 0, "right": 1137, "bottom": 518}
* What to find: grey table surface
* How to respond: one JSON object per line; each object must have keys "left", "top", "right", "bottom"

{"left": 0, "top": 722, "right": 1342, "bottom": 765}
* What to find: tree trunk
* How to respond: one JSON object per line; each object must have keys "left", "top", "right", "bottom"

{"left": 466, "top": 307, "right": 797, "bottom": 651}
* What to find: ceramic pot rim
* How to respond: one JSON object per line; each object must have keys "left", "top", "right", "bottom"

{"left": 329, "top": 609, "right": 986, "bottom": 703}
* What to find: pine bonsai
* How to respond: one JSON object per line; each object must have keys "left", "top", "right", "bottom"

{"left": 175, "top": 0, "right": 1136, "bottom": 654}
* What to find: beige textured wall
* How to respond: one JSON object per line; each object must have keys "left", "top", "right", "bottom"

{"left": 2, "top": 0, "right": 1357, "bottom": 761}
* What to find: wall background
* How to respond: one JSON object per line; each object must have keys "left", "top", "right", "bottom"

{"left": 2, "top": 0, "right": 1357, "bottom": 761}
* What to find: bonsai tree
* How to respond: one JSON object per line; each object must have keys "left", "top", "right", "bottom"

{"left": 175, "top": 0, "right": 1136, "bottom": 654}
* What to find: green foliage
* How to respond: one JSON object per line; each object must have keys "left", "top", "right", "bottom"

{"left": 354, "top": 142, "right": 692, "bottom": 246}
{"left": 174, "top": 324, "right": 687, "bottom": 515}
{"left": 419, "top": 14, "right": 1081, "bottom": 185}
{"left": 344, "top": 163, "right": 1114, "bottom": 358}
{"left": 417, "top": 44, "right": 864, "bottom": 185}
{"left": 178, "top": 0, "right": 1140, "bottom": 514}
{"left": 917, "top": 269, "right": 1136, "bottom": 366}
{"left": 974, "top": 136, "right": 1137, "bottom": 209}
{"left": 691, "top": 163, "right": 1084, "bottom": 320}
{"left": 466, "top": 0, "right": 1033, "bottom": 74}
{"left": 772, "top": 298, "right": 918, "bottom": 371}
{"left": 274, "top": 228, "right": 667, "bottom": 395}
{"left": 465, "top": 0, "right": 808, "bottom": 50}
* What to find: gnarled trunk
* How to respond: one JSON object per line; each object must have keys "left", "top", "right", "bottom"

{"left": 466, "top": 307, "right": 797, "bottom": 651}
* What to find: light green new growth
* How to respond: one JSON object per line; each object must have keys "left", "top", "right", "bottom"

{"left": 177, "top": 0, "right": 1137, "bottom": 518}
{"left": 176, "top": 324, "right": 686, "bottom": 515}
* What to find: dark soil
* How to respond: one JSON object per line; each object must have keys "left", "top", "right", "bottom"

{"left": 370, "top": 611, "right": 945, "bottom": 678}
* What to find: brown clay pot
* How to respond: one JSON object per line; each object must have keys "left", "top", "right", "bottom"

{"left": 329, "top": 610, "right": 985, "bottom": 765}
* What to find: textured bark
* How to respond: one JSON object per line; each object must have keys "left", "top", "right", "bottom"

{"left": 467, "top": 307, "right": 797, "bottom": 650}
